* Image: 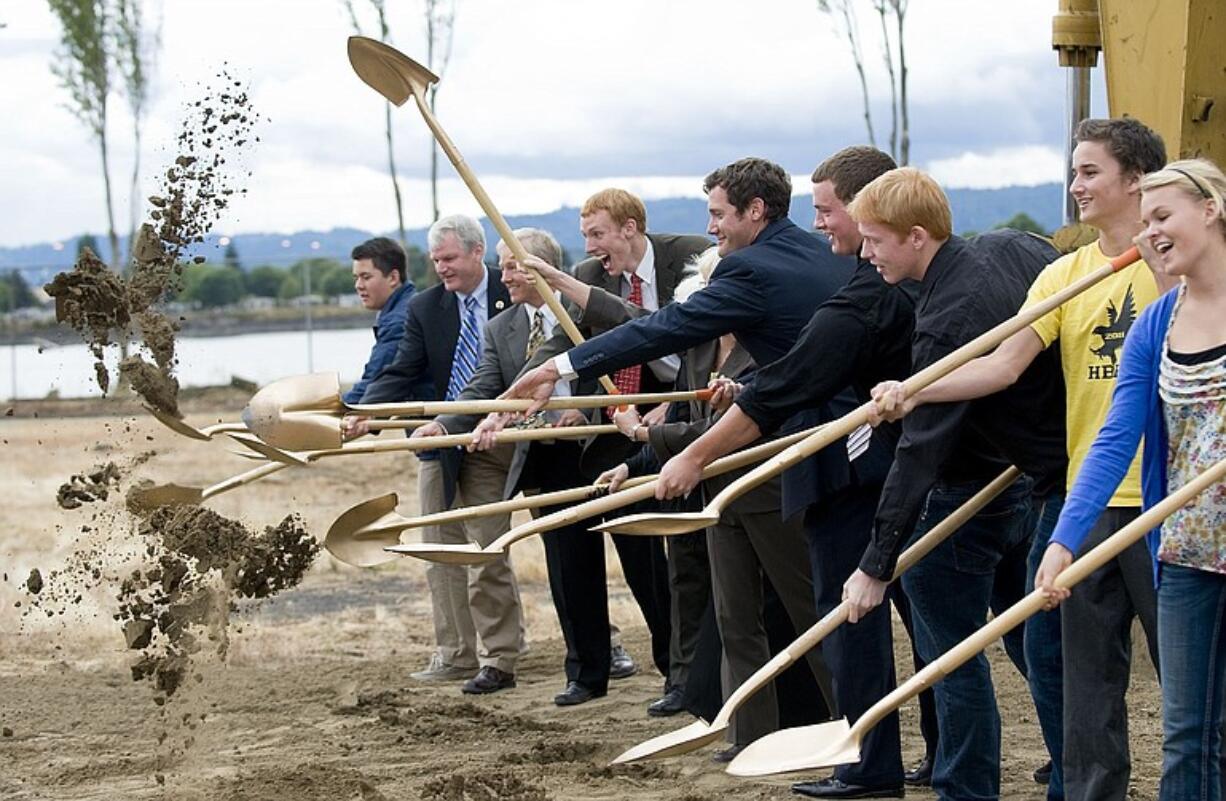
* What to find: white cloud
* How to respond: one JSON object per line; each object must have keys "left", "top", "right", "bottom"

{"left": 926, "top": 145, "right": 1064, "bottom": 189}
{"left": 2, "top": 0, "right": 1094, "bottom": 246}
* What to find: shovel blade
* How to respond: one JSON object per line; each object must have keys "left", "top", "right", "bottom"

{"left": 241, "top": 373, "right": 345, "bottom": 450}
{"left": 324, "top": 493, "right": 403, "bottom": 567}
{"left": 611, "top": 719, "right": 728, "bottom": 764}
{"left": 229, "top": 434, "right": 311, "bottom": 466}
{"left": 142, "top": 404, "right": 211, "bottom": 441}
{"left": 347, "top": 36, "right": 439, "bottom": 106}
{"left": 726, "top": 718, "right": 859, "bottom": 777}
{"left": 127, "top": 483, "right": 204, "bottom": 512}
{"left": 384, "top": 542, "right": 501, "bottom": 565}
{"left": 598, "top": 511, "right": 717, "bottom": 536}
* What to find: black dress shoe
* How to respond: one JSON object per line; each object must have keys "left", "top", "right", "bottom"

{"left": 610, "top": 644, "right": 637, "bottom": 679}
{"left": 461, "top": 666, "right": 516, "bottom": 695}
{"left": 647, "top": 685, "right": 686, "bottom": 717}
{"left": 553, "top": 681, "right": 606, "bottom": 707}
{"left": 903, "top": 754, "right": 933, "bottom": 786}
{"left": 711, "top": 744, "right": 746, "bottom": 764}
{"left": 791, "top": 778, "right": 905, "bottom": 798}
{"left": 1033, "top": 759, "right": 1053, "bottom": 785}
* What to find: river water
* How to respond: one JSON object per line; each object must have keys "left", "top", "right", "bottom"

{"left": 1, "top": 328, "right": 377, "bottom": 400}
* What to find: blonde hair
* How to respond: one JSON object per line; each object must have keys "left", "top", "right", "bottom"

{"left": 581, "top": 188, "right": 647, "bottom": 233}
{"left": 674, "top": 246, "right": 720, "bottom": 303}
{"left": 1140, "top": 158, "right": 1226, "bottom": 238}
{"left": 847, "top": 167, "right": 953, "bottom": 241}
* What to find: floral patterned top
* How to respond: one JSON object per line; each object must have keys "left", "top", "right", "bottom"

{"left": 1156, "top": 287, "right": 1226, "bottom": 575}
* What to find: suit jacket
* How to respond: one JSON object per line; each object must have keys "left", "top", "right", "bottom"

{"left": 560, "top": 218, "right": 861, "bottom": 511}
{"left": 531, "top": 232, "right": 712, "bottom": 368}
{"left": 434, "top": 302, "right": 549, "bottom": 497}
{"left": 359, "top": 266, "right": 511, "bottom": 503}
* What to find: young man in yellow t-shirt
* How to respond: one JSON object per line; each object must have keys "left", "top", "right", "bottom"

{"left": 869, "top": 117, "right": 1170, "bottom": 801}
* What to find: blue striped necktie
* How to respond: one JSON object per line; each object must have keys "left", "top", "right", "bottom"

{"left": 446, "top": 294, "right": 482, "bottom": 400}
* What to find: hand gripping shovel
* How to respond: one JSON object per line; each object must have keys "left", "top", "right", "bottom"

{"left": 727, "top": 453, "right": 1226, "bottom": 777}
{"left": 126, "top": 461, "right": 289, "bottom": 512}
{"left": 346, "top": 35, "right": 619, "bottom": 398}
{"left": 611, "top": 465, "right": 1021, "bottom": 764}
{"left": 599, "top": 246, "right": 1141, "bottom": 538}
{"left": 382, "top": 425, "right": 823, "bottom": 566}
{"left": 241, "top": 371, "right": 712, "bottom": 451}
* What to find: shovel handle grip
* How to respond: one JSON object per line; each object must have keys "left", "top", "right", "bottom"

{"left": 1110, "top": 245, "right": 1141, "bottom": 272}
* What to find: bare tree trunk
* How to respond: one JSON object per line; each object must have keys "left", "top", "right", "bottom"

{"left": 875, "top": 2, "right": 898, "bottom": 160}
{"left": 426, "top": 5, "right": 440, "bottom": 223}
{"left": 820, "top": 1, "right": 875, "bottom": 147}
{"left": 894, "top": 1, "right": 910, "bottom": 165}
{"left": 385, "top": 100, "right": 407, "bottom": 247}
{"left": 128, "top": 125, "right": 140, "bottom": 264}
{"left": 99, "top": 113, "right": 120, "bottom": 272}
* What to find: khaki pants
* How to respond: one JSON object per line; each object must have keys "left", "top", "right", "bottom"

{"left": 417, "top": 445, "right": 524, "bottom": 672}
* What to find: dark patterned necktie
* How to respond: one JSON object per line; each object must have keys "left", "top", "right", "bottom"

{"left": 525, "top": 307, "right": 546, "bottom": 360}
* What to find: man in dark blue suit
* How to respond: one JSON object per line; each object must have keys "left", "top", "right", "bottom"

{"left": 346, "top": 214, "right": 513, "bottom": 684}
{"left": 505, "top": 157, "right": 861, "bottom": 751}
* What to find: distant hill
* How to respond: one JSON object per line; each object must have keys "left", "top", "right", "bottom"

{"left": 2, "top": 183, "right": 1063, "bottom": 286}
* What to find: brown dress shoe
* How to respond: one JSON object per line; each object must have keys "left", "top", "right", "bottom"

{"left": 461, "top": 666, "right": 516, "bottom": 695}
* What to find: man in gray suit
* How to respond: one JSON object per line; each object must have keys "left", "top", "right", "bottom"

{"left": 424, "top": 228, "right": 610, "bottom": 701}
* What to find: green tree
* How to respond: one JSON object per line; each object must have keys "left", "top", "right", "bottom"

{"left": 0, "top": 282, "right": 13, "bottom": 314}
{"left": 194, "top": 267, "right": 244, "bottom": 308}
{"left": 289, "top": 257, "right": 343, "bottom": 293}
{"left": 407, "top": 243, "right": 434, "bottom": 288}
{"left": 4, "top": 271, "right": 37, "bottom": 309}
{"left": 48, "top": 0, "right": 120, "bottom": 272}
{"left": 995, "top": 212, "right": 1048, "bottom": 237}
{"left": 277, "top": 273, "right": 303, "bottom": 301}
{"left": 246, "top": 264, "right": 284, "bottom": 297}
{"left": 321, "top": 267, "right": 355, "bottom": 299}
{"left": 223, "top": 241, "right": 241, "bottom": 270}
{"left": 76, "top": 233, "right": 100, "bottom": 257}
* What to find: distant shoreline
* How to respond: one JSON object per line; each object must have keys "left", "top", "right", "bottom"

{"left": 0, "top": 306, "right": 377, "bottom": 347}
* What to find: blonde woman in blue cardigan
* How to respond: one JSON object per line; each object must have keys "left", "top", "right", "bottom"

{"left": 1036, "top": 158, "right": 1226, "bottom": 800}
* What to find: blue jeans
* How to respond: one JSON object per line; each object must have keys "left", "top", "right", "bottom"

{"left": 1158, "top": 563, "right": 1226, "bottom": 801}
{"left": 901, "top": 477, "right": 1035, "bottom": 801}
{"left": 1025, "top": 493, "right": 1065, "bottom": 801}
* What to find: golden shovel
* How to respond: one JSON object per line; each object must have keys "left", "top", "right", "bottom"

{"left": 324, "top": 474, "right": 661, "bottom": 567}
{"left": 598, "top": 246, "right": 1141, "bottom": 538}
{"left": 126, "top": 461, "right": 289, "bottom": 511}
{"left": 381, "top": 426, "right": 823, "bottom": 566}
{"left": 611, "top": 465, "right": 1022, "bottom": 764}
{"left": 241, "top": 372, "right": 712, "bottom": 451}
{"left": 727, "top": 453, "right": 1226, "bottom": 777}
{"left": 143, "top": 404, "right": 248, "bottom": 441}
{"left": 232, "top": 424, "right": 620, "bottom": 467}
{"left": 346, "top": 35, "right": 620, "bottom": 397}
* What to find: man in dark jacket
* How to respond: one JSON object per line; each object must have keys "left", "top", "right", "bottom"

{"left": 343, "top": 236, "right": 416, "bottom": 404}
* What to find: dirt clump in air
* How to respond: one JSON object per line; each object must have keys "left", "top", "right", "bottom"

{"left": 43, "top": 69, "right": 261, "bottom": 415}
{"left": 115, "top": 505, "right": 319, "bottom": 704}
{"left": 56, "top": 462, "right": 123, "bottom": 509}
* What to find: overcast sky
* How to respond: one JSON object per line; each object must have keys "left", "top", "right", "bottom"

{"left": 1, "top": 0, "right": 1107, "bottom": 248}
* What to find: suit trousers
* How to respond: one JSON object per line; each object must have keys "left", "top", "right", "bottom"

{"left": 418, "top": 456, "right": 479, "bottom": 670}
{"left": 666, "top": 531, "right": 711, "bottom": 691}
{"left": 533, "top": 442, "right": 673, "bottom": 691}
{"left": 707, "top": 503, "right": 835, "bottom": 745}
{"left": 417, "top": 447, "right": 525, "bottom": 672}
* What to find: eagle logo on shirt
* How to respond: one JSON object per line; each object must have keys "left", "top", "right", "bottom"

{"left": 1091, "top": 284, "right": 1136, "bottom": 365}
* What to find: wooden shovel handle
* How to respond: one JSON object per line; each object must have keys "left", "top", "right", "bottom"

{"left": 711, "top": 466, "right": 1022, "bottom": 727}
{"left": 404, "top": 90, "right": 618, "bottom": 396}
{"left": 201, "top": 461, "right": 288, "bottom": 499}
{"left": 852, "top": 452, "right": 1226, "bottom": 741}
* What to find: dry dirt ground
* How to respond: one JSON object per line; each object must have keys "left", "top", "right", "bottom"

{"left": 1, "top": 392, "right": 1163, "bottom": 800}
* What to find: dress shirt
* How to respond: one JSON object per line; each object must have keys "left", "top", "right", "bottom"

{"left": 456, "top": 268, "right": 491, "bottom": 323}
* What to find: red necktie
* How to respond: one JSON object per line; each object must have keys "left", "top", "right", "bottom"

{"left": 609, "top": 273, "right": 643, "bottom": 415}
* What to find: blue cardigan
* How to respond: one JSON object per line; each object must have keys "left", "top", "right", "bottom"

{"left": 1049, "top": 287, "right": 1179, "bottom": 584}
